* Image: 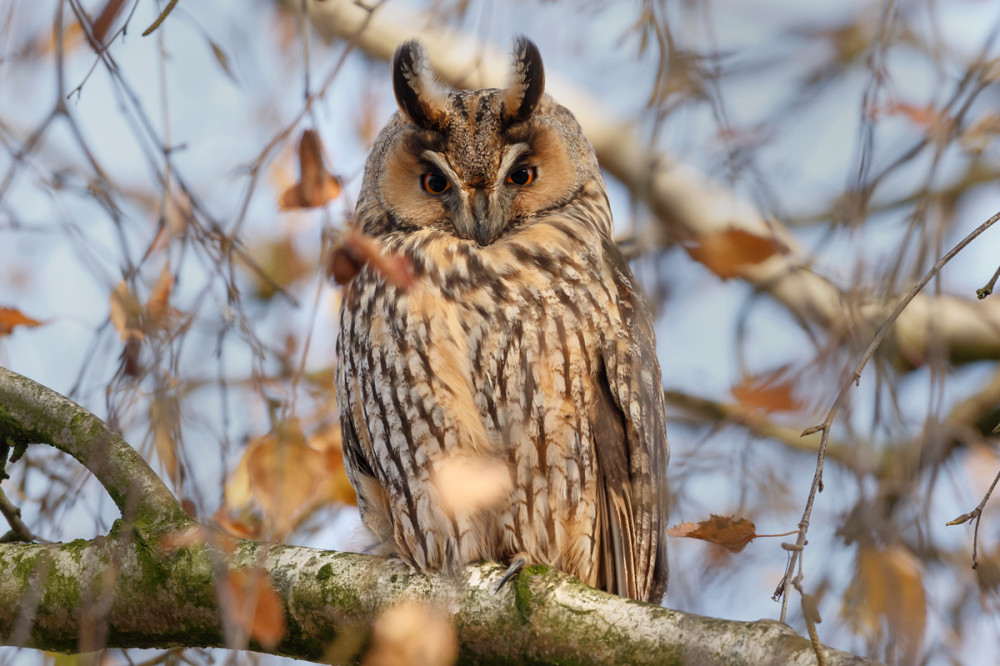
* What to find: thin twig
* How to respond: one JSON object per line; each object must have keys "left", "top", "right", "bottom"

{"left": 141, "top": 0, "right": 179, "bottom": 36}
{"left": 977, "top": 263, "right": 1000, "bottom": 299}
{"left": 776, "top": 208, "right": 1000, "bottom": 622}
{"left": 0, "top": 486, "right": 40, "bottom": 543}
{"left": 947, "top": 464, "right": 1000, "bottom": 569}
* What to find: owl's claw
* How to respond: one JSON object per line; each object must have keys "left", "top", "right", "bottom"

{"left": 493, "top": 556, "right": 527, "bottom": 594}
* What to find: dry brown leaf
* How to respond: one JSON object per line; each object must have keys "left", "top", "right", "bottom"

{"left": 365, "top": 601, "right": 457, "bottom": 666}
{"left": 848, "top": 545, "right": 926, "bottom": 661}
{"left": 40, "top": 20, "right": 86, "bottom": 57}
{"left": 308, "top": 423, "right": 357, "bottom": 507}
{"left": 222, "top": 569, "right": 287, "bottom": 650}
{"left": 279, "top": 130, "right": 341, "bottom": 209}
{"left": 224, "top": 420, "right": 352, "bottom": 539}
{"left": 213, "top": 506, "right": 262, "bottom": 539}
{"left": 110, "top": 281, "right": 145, "bottom": 343}
{"left": 92, "top": 0, "right": 127, "bottom": 44}
{"left": 960, "top": 112, "right": 1000, "bottom": 154}
{"left": 150, "top": 392, "right": 182, "bottom": 486}
{"left": 146, "top": 265, "right": 174, "bottom": 327}
{"left": 326, "top": 228, "right": 414, "bottom": 289}
{"left": 0, "top": 307, "right": 44, "bottom": 335}
{"left": 431, "top": 455, "right": 511, "bottom": 516}
{"left": 732, "top": 369, "right": 801, "bottom": 413}
{"left": 246, "top": 237, "right": 311, "bottom": 300}
{"left": 685, "top": 229, "right": 784, "bottom": 278}
{"left": 871, "top": 101, "right": 939, "bottom": 126}
{"left": 667, "top": 514, "right": 758, "bottom": 553}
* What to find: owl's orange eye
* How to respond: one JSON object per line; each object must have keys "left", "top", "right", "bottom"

{"left": 421, "top": 172, "right": 451, "bottom": 194}
{"left": 506, "top": 166, "right": 537, "bottom": 186}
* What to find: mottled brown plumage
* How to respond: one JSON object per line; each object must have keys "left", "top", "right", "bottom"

{"left": 336, "top": 37, "right": 669, "bottom": 602}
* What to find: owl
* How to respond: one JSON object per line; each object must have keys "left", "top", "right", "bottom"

{"left": 336, "top": 37, "right": 669, "bottom": 603}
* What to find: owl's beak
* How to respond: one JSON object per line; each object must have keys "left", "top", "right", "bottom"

{"left": 471, "top": 188, "right": 498, "bottom": 246}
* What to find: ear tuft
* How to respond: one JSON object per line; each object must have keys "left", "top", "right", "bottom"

{"left": 502, "top": 36, "right": 545, "bottom": 125}
{"left": 392, "top": 40, "right": 446, "bottom": 130}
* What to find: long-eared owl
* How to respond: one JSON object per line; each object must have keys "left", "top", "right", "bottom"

{"left": 336, "top": 36, "right": 669, "bottom": 602}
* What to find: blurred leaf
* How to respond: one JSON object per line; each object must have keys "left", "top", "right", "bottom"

{"left": 91, "top": 0, "right": 126, "bottom": 45}
{"left": 685, "top": 229, "right": 784, "bottom": 278}
{"left": 150, "top": 390, "right": 182, "bottom": 486}
{"left": 431, "top": 454, "right": 511, "bottom": 516}
{"left": 279, "top": 130, "right": 341, "bottom": 209}
{"left": 667, "top": 514, "right": 757, "bottom": 553}
{"left": 208, "top": 38, "right": 238, "bottom": 83}
{"left": 245, "top": 237, "right": 311, "bottom": 300}
{"left": 308, "top": 423, "right": 357, "bottom": 507}
{"left": 110, "top": 281, "right": 145, "bottom": 343}
{"left": 325, "top": 228, "right": 414, "bottom": 289}
{"left": 959, "top": 112, "right": 1000, "bottom": 154}
{"left": 847, "top": 545, "right": 926, "bottom": 661}
{"left": 0, "top": 307, "right": 44, "bottom": 335}
{"left": 141, "top": 0, "right": 179, "bottom": 37}
{"left": 732, "top": 369, "right": 802, "bottom": 413}
{"left": 365, "top": 601, "right": 458, "bottom": 666}
{"left": 146, "top": 265, "right": 174, "bottom": 329}
{"left": 871, "top": 101, "right": 940, "bottom": 126}
{"left": 221, "top": 568, "right": 287, "bottom": 650}
{"left": 40, "top": 20, "right": 86, "bottom": 56}
{"left": 224, "top": 419, "right": 355, "bottom": 540}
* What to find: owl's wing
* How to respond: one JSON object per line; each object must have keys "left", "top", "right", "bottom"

{"left": 338, "top": 391, "right": 394, "bottom": 550}
{"left": 593, "top": 239, "right": 670, "bottom": 603}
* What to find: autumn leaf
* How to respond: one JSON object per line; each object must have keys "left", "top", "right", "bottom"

{"left": 732, "top": 368, "right": 802, "bottom": 413}
{"left": 279, "top": 130, "right": 341, "bottom": 209}
{"left": 146, "top": 265, "right": 174, "bottom": 327}
{"left": 685, "top": 229, "right": 784, "bottom": 278}
{"left": 870, "top": 101, "right": 940, "bottom": 126}
{"left": 150, "top": 390, "right": 182, "bottom": 487}
{"left": 431, "top": 454, "right": 511, "bottom": 516}
{"left": 366, "top": 601, "right": 458, "bottom": 666}
{"left": 92, "top": 0, "right": 127, "bottom": 45}
{"left": 325, "top": 228, "right": 414, "bottom": 289}
{"left": 308, "top": 423, "right": 357, "bottom": 507}
{"left": 221, "top": 568, "right": 287, "bottom": 650}
{"left": 668, "top": 515, "right": 758, "bottom": 553}
{"left": 847, "top": 545, "right": 926, "bottom": 662}
{"left": 959, "top": 112, "right": 1000, "bottom": 154}
{"left": 0, "top": 307, "right": 44, "bottom": 335}
{"left": 110, "top": 281, "right": 145, "bottom": 343}
{"left": 224, "top": 419, "right": 356, "bottom": 540}
{"left": 245, "top": 237, "right": 311, "bottom": 300}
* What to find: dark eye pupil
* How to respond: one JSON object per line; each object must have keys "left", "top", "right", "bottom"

{"left": 510, "top": 169, "right": 531, "bottom": 185}
{"left": 424, "top": 173, "right": 448, "bottom": 193}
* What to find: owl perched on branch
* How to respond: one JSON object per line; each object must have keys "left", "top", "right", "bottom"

{"left": 336, "top": 36, "right": 669, "bottom": 602}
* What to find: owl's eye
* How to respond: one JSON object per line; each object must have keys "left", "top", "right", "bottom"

{"left": 421, "top": 172, "right": 451, "bottom": 195}
{"left": 506, "top": 166, "right": 537, "bottom": 186}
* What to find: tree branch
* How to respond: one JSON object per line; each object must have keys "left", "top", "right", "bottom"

{"left": 0, "top": 370, "right": 879, "bottom": 663}
{"left": 0, "top": 535, "right": 878, "bottom": 665}
{"left": 0, "top": 366, "right": 190, "bottom": 529}
{"left": 287, "top": 0, "right": 1000, "bottom": 366}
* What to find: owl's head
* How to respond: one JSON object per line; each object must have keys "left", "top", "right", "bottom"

{"left": 357, "top": 37, "right": 602, "bottom": 246}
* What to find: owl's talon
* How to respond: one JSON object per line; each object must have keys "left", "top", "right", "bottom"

{"left": 494, "top": 556, "right": 527, "bottom": 594}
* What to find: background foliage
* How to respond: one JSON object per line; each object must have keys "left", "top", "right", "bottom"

{"left": 2, "top": 1, "right": 1000, "bottom": 663}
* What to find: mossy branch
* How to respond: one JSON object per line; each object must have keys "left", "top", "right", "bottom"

{"left": 0, "top": 366, "right": 190, "bottom": 528}
{"left": 0, "top": 368, "right": 878, "bottom": 663}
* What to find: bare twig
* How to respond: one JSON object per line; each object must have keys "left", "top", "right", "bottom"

{"left": 141, "top": 0, "right": 179, "bottom": 36}
{"left": 0, "top": 486, "right": 40, "bottom": 543}
{"left": 777, "top": 208, "right": 1000, "bottom": 621}
{"left": 977, "top": 263, "right": 1000, "bottom": 299}
{"left": 947, "top": 465, "right": 1000, "bottom": 569}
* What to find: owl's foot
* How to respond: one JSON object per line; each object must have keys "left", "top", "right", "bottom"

{"left": 493, "top": 555, "right": 528, "bottom": 594}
